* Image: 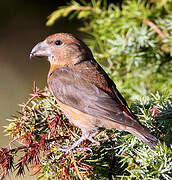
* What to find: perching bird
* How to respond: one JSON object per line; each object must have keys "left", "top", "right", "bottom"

{"left": 30, "top": 33, "right": 158, "bottom": 152}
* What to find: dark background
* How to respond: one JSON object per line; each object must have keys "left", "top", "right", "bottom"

{"left": 0, "top": 0, "right": 84, "bottom": 148}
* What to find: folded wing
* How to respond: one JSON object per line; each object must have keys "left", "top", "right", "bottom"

{"left": 48, "top": 66, "right": 140, "bottom": 129}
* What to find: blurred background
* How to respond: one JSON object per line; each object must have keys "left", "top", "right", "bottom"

{"left": 0, "top": 0, "right": 84, "bottom": 147}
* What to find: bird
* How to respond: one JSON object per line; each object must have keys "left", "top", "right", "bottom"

{"left": 30, "top": 33, "right": 158, "bottom": 152}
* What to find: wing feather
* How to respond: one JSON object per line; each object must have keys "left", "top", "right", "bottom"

{"left": 48, "top": 67, "right": 140, "bottom": 128}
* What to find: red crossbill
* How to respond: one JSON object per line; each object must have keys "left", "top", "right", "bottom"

{"left": 30, "top": 33, "right": 158, "bottom": 152}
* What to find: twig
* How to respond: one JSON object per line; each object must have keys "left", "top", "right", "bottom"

{"left": 144, "top": 19, "right": 165, "bottom": 39}
{"left": 1, "top": 136, "right": 69, "bottom": 155}
{"left": 22, "top": 82, "right": 47, "bottom": 112}
{"left": 64, "top": 5, "right": 99, "bottom": 14}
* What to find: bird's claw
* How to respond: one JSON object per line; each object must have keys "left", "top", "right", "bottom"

{"left": 88, "top": 138, "right": 100, "bottom": 146}
{"left": 76, "top": 147, "right": 93, "bottom": 154}
{"left": 58, "top": 146, "right": 71, "bottom": 154}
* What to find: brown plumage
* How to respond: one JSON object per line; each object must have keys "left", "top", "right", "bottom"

{"left": 30, "top": 33, "right": 158, "bottom": 152}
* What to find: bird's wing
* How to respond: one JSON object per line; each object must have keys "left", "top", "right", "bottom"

{"left": 48, "top": 66, "right": 140, "bottom": 128}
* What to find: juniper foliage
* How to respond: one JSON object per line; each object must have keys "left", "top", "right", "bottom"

{"left": 0, "top": 85, "right": 171, "bottom": 179}
{"left": 47, "top": 0, "right": 172, "bottom": 100}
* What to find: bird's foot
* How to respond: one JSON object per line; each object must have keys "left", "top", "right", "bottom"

{"left": 76, "top": 147, "right": 93, "bottom": 153}
{"left": 58, "top": 146, "right": 73, "bottom": 154}
{"left": 57, "top": 132, "right": 100, "bottom": 154}
{"left": 58, "top": 146, "right": 92, "bottom": 154}
{"left": 88, "top": 137, "right": 100, "bottom": 146}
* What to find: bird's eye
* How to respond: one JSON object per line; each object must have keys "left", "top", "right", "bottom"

{"left": 55, "top": 40, "right": 63, "bottom": 46}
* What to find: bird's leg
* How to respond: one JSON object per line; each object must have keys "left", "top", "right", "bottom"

{"left": 75, "top": 129, "right": 100, "bottom": 153}
{"left": 58, "top": 135, "right": 87, "bottom": 153}
{"left": 87, "top": 131, "right": 100, "bottom": 146}
{"left": 58, "top": 129, "right": 100, "bottom": 153}
{"left": 58, "top": 128, "right": 90, "bottom": 153}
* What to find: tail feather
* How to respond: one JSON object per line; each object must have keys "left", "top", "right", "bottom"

{"left": 126, "top": 126, "right": 158, "bottom": 149}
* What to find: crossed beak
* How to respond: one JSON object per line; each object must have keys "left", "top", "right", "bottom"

{"left": 30, "top": 41, "right": 51, "bottom": 59}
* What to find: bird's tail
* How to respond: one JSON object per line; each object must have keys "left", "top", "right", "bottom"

{"left": 126, "top": 125, "right": 158, "bottom": 149}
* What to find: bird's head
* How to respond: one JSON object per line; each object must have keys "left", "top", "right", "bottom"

{"left": 30, "top": 33, "right": 93, "bottom": 67}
